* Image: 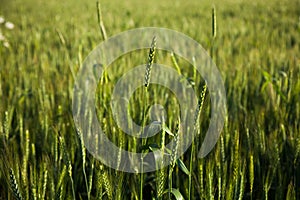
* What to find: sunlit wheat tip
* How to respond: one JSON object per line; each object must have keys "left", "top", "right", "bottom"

{"left": 212, "top": 6, "right": 217, "bottom": 38}
{"left": 144, "top": 36, "right": 156, "bottom": 87}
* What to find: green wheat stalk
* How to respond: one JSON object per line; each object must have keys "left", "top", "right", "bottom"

{"left": 212, "top": 6, "right": 217, "bottom": 39}
{"left": 88, "top": 159, "right": 95, "bottom": 199}
{"left": 22, "top": 130, "right": 30, "bottom": 200}
{"left": 249, "top": 153, "right": 254, "bottom": 198}
{"left": 76, "top": 127, "right": 90, "bottom": 200}
{"left": 140, "top": 35, "right": 157, "bottom": 200}
{"left": 58, "top": 135, "right": 75, "bottom": 200}
{"left": 41, "top": 168, "right": 48, "bottom": 200}
{"left": 96, "top": 1, "right": 107, "bottom": 41}
{"left": 96, "top": 1, "right": 109, "bottom": 84}
{"left": 190, "top": 84, "right": 206, "bottom": 200}
{"left": 168, "top": 121, "right": 180, "bottom": 200}
{"left": 238, "top": 161, "right": 246, "bottom": 200}
{"left": 170, "top": 52, "right": 182, "bottom": 76}
{"left": 30, "top": 166, "right": 37, "bottom": 200}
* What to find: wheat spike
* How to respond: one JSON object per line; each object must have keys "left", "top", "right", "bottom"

{"left": 157, "top": 168, "right": 166, "bottom": 198}
{"left": 75, "top": 127, "right": 89, "bottom": 199}
{"left": 170, "top": 52, "right": 182, "bottom": 75}
{"left": 170, "top": 122, "right": 180, "bottom": 170}
{"left": 96, "top": 165, "right": 103, "bottom": 199}
{"left": 249, "top": 153, "right": 254, "bottom": 194}
{"left": 22, "top": 130, "right": 30, "bottom": 199}
{"left": 58, "top": 135, "right": 75, "bottom": 200}
{"left": 41, "top": 169, "right": 48, "bottom": 200}
{"left": 144, "top": 36, "right": 156, "bottom": 87}
{"left": 194, "top": 84, "right": 207, "bottom": 133}
{"left": 100, "top": 165, "right": 112, "bottom": 200}
{"left": 199, "top": 160, "right": 204, "bottom": 199}
{"left": 9, "top": 168, "right": 23, "bottom": 200}
{"left": 212, "top": 6, "right": 217, "bottom": 38}
{"left": 4, "top": 111, "right": 9, "bottom": 140}
{"left": 286, "top": 181, "right": 296, "bottom": 199}
{"left": 238, "top": 161, "right": 246, "bottom": 200}
{"left": 294, "top": 137, "right": 300, "bottom": 165}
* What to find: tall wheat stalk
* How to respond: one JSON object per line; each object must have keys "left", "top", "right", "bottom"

{"left": 96, "top": 1, "right": 107, "bottom": 41}
{"left": 140, "top": 35, "right": 157, "bottom": 200}
{"left": 189, "top": 84, "right": 207, "bottom": 200}
{"left": 76, "top": 127, "right": 90, "bottom": 200}
{"left": 58, "top": 135, "right": 75, "bottom": 200}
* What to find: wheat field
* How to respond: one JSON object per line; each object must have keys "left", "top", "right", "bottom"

{"left": 0, "top": 0, "right": 299, "bottom": 199}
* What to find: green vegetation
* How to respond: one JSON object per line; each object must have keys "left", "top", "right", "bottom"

{"left": 0, "top": 0, "right": 299, "bottom": 199}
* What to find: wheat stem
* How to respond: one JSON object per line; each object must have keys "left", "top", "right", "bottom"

{"left": 96, "top": 1, "right": 107, "bottom": 41}
{"left": 212, "top": 6, "right": 217, "bottom": 39}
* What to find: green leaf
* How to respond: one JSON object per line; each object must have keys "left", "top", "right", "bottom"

{"left": 163, "top": 188, "right": 185, "bottom": 200}
{"left": 272, "top": 82, "right": 287, "bottom": 102}
{"left": 177, "top": 159, "right": 190, "bottom": 175}
{"left": 162, "top": 124, "right": 174, "bottom": 136}
{"left": 146, "top": 121, "right": 162, "bottom": 137}
{"left": 261, "top": 81, "right": 270, "bottom": 92}
{"left": 148, "top": 143, "right": 160, "bottom": 152}
{"left": 262, "top": 70, "right": 272, "bottom": 81}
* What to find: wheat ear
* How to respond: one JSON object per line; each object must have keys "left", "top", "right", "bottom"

{"left": 144, "top": 36, "right": 157, "bottom": 87}
{"left": 9, "top": 168, "right": 23, "bottom": 200}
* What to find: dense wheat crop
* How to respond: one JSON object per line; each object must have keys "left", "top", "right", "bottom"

{"left": 0, "top": 0, "right": 299, "bottom": 199}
